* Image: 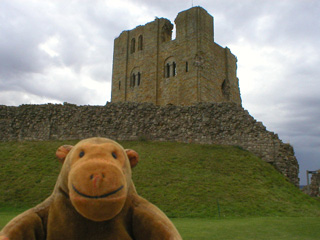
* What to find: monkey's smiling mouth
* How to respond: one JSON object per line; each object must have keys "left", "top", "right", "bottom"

{"left": 72, "top": 185, "right": 124, "bottom": 199}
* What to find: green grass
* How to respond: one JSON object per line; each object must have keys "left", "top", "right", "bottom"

{"left": 0, "top": 140, "right": 78, "bottom": 209}
{"left": 1, "top": 211, "right": 319, "bottom": 240}
{"left": 0, "top": 140, "right": 320, "bottom": 218}
{"left": 172, "top": 217, "right": 320, "bottom": 240}
{"left": 0, "top": 210, "right": 24, "bottom": 228}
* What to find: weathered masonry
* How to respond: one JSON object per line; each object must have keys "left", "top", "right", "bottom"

{"left": 111, "top": 7, "right": 241, "bottom": 106}
{"left": 0, "top": 102, "right": 299, "bottom": 186}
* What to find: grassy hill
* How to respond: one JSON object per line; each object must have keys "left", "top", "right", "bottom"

{"left": 0, "top": 140, "right": 319, "bottom": 218}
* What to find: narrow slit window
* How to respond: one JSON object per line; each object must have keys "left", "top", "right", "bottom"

{"left": 172, "top": 62, "right": 176, "bottom": 76}
{"left": 131, "top": 38, "right": 135, "bottom": 53}
{"left": 137, "top": 72, "right": 141, "bottom": 86}
{"left": 138, "top": 35, "right": 143, "bottom": 51}
{"left": 166, "top": 63, "right": 170, "bottom": 78}
{"left": 119, "top": 81, "right": 121, "bottom": 90}
{"left": 186, "top": 61, "right": 189, "bottom": 72}
{"left": 132, "top": 74, "right": 136, "bottom": 87}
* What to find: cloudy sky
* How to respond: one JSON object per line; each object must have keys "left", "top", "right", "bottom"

{"left": 1, "top": 0, "right": 319, "bottom": 184}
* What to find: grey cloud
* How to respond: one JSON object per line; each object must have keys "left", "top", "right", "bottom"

{"left": 0, "top": 0, "right": 118, "bottom": 104}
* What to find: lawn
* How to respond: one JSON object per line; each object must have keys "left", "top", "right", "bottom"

{"left": 1, "top": 140, "right": 320, "bottom": 239}
{"left": 1, "top": 211, "right": 319, "bottom": 240}
{"left": 172, "top": 217, "right": 320, "bottom": 240}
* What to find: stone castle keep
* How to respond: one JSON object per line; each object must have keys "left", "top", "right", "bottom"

{"left": 0, "top": 7, "right": 300, "bottom": 186}
{"left": 111, "top": 7, "right": 241, "bottom": 106}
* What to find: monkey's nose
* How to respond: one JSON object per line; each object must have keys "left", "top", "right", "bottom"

{"left": 90, "top": 173, "right": 105, "bottom": 188}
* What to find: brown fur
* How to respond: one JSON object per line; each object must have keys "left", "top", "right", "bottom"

{"left": 0, "top": 137, "right": 182, "bottom": 240}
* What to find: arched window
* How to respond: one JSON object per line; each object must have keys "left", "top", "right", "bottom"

{"left": 166, "top": 63, "right": 170, "bottom": 78}
{"left": 164, "top": 57, "right": 176, "bottom": 78}
{"left": 137, "top": 72, "right": 141, "bottom": 86}
{"left": 131, "top": 38, "right": 135, "bottom": 53}
{"left": 138, "top": 35, "right": 143, "bottom": 51}
{"left": 130, "top": 67, "right": 140, "bottom": 88}
{"left": 172, "top": 62, "right": 176, "bottom": 76}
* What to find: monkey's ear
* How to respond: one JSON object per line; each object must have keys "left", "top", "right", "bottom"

{"left": 125, "top": 149, "right": 139, "bottom": 168}
{"left": 56, "top": 145, "right": 73, "bottom": 163}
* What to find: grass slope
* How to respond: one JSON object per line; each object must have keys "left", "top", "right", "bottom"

{"left": 1, "top": 214, "right": 319, "bottom": 239}
{"left": 0, "top": 140, "right": 319, "bottom": 218}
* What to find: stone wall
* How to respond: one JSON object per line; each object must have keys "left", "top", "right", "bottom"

{"left": 309, "top": 171, "right": 320, "bottom": 197}
{"left": 0, "top": 102, "right": 299, "bottom": 186}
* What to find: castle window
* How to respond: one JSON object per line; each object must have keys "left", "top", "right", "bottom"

{"left": 166, "top": 63, "right": 170, "bottom": 78}
{"left": 119, "top": 81, "right": 121, "bottom": 90}
{"left": 137, "top": 72, "right": 141, "bottom": 86}
{"left": 138, "top": 35, "right": 143, "bottom": 51}
{"left": 164, "top": 57, "right": 176, "bottom": 78}
{"left": 132, "top": 74, "right": 136, "bottom": 87}
{"left": 186, "top": 61, "right": 189, "bottom": 72}
{"left": 131, "top": 38, "right": 135, "bottom": 53}
{"left": 130, "top": 74, "right": 136, "bottom": 87}
{"left": 130, "top": 67, "right": 140, "bottom": 88}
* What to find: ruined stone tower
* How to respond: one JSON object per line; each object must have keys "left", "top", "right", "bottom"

{"left": 111, "top": 6, "right": 241, "bottom": 106}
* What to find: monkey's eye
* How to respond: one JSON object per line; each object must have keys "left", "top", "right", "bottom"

{"left": 112, "top": 152, "right": 117, "bottom": 159}
{"left": 79, "top": 151, "right": 85, "bottom": 158}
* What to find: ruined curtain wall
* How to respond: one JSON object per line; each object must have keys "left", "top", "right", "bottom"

{"left": 0, "top": 102, "right": 299, "bottom": 186}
